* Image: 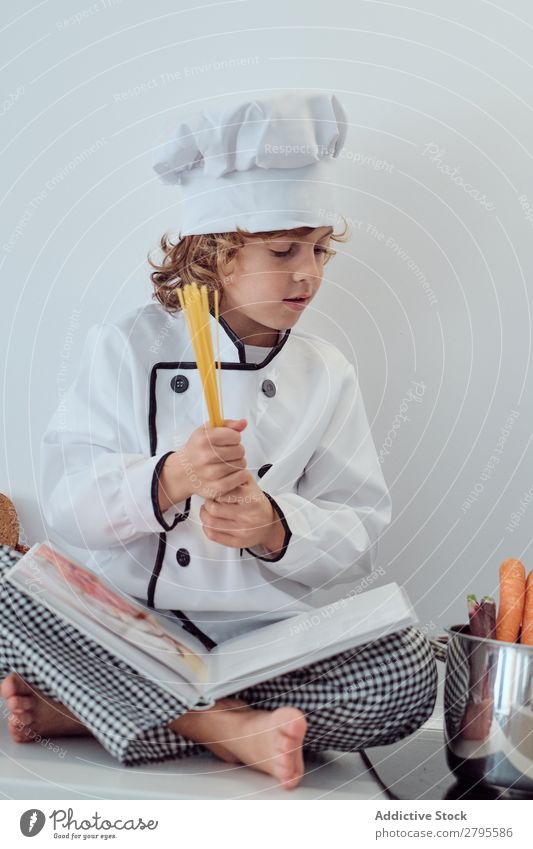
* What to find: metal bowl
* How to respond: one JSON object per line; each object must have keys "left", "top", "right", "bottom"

{"left": 443, "top": 624, "right": 533, "bottom": 794}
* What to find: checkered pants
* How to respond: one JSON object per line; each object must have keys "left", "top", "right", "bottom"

{"left": 0, "top": 544, "right": 438, "bottom": 766}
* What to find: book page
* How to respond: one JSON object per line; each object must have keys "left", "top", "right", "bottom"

{"left": 210, "top": 583, "right": 417, "bottom": 689}
{"left": 6, "top": 543, "right": 209, "bottom": 688}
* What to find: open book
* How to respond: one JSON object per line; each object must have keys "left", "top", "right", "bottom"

{"left": 4, "top": 542, "right": 418, "bottom": 709}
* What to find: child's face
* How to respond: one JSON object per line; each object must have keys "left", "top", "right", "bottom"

{"left": 221, "top": 226, "right": 333, "bottom": 338}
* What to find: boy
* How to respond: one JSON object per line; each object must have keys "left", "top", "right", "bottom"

{"left": 0, "top": 93, "right": 437, "bottom": 790}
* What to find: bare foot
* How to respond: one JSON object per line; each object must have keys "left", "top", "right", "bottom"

{"left": 171, "top": 700, "right": 308, "bottom": 790}
{"left": 1, "top": 672, "right": 92, "bottom": 743}
{"left": 1, "top": 674, "right": 308, "bottom": 789}
{"left": 225, "top": 706, "right": 308, "bottom": 790}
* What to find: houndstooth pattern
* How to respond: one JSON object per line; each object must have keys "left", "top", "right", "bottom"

{"left": 443, "top": 629, "right": 472, "bottom": 740}
{"left": 0, "top": 544, "right": 438, "bottom": 766}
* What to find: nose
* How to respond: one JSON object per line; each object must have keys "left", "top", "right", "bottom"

{"left": 291, "top": 245, "right": 322, "bottom": 282}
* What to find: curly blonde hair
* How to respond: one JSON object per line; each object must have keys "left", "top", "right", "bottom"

{"left": 147, "top": 218, "right": 350, "bottom": 315}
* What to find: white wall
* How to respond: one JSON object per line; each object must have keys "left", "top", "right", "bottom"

{"left": 2, "top": 0, "right": 533, "bottom": 635}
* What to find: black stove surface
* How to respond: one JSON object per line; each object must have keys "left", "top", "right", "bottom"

{"left": 364, "top": 728, "right": 533, "bottom": 801}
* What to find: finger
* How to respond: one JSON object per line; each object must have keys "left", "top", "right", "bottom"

{"left": 208, "top": 425, "right": 245, "bottom": 446}
{"left": 209, "top": 444, "right": 246, "bottom": 463}
{"left": 213, "top": 489, "right": 252, "bottom": 507}
{"left": 215, "top": 479, "right": 257, "bottom": 502}
{"left": 214, "top": 455, "right": 246, "bottom": 475}
{"left": 201, "top": 499, "right": 241, "bottom": 521}
{"left": 208, "top": 469, "right": 251, "bottom": 498}
{"left": 201, "top": 496, "right": 245, "bottom": 518}
{"left": 223, "top": 418, "right": 247, "bottom": 432}
{"left": 201, "top": 516, "right": 237, "bottom": 535}
{"left": 202, "top": 527, "right": 242, "bottom": 547}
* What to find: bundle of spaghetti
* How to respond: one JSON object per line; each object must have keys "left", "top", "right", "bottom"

{"left": 175, "top": 283, "right": 224, "bottom": 427}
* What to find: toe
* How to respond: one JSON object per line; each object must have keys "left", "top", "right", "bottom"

{"left": 273, "top": 710, "right": 306, "bottom": 790}
{"left": 7, "top": 695, "right": 33, "bottom": 715}
{"left": 1, "top": 672, "right": 32, "bottom": 700}
{"left": 281, "top": 772, "right": 300, "bottom": 790}
{"left": 14, "top": 710, "right": 33, "bottom": 725}
{"left": 276, "top": 708, "right": 308, "bottom": 746}
{"left": 1, "top": 673, "right": 19, "bottom": 700}
{"left": 8, "top": 715, "right": 33, "bottom": 743}
{"left": 278, "top": 756, "right": 303, "bottom": 790}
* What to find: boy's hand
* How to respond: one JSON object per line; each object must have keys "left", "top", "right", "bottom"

{"left": 158, "top": 418, "right": 249, "bottom": 511}
{"left": 200, "top": 476, "right": 285, "bottom": 554}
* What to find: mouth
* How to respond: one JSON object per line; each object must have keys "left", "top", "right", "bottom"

{"left": 283, "top": 296, "right": 310, "bottom": 306}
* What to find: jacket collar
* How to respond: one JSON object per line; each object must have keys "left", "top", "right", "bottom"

{"left": 207, "top": 305, "right": 291, "bottom": 368}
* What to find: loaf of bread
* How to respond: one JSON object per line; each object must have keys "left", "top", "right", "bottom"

{"left": 0, "top": 493, "right": 29, "bottom": 553}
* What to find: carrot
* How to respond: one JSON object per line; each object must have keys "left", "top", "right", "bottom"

{"left": 496, "top": 558, "right": 526, "bottom": 643}
{"left": 519, "top": 570, "right": 533, "bottom": 646}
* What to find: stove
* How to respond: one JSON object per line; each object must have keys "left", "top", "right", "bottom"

{"left": 364, "top": 725, "right": 533, "bottom": 800}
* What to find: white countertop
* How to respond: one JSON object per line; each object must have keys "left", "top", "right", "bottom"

{"left": 0, "top": 721, "right": 387, "bottom": 800}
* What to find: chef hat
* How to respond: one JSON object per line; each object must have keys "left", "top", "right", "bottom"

{"left": 151, "top": 91, "right": 348, "bottom": 235}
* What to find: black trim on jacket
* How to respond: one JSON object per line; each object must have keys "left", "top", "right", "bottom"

{"left": 151, "top": 450, "right": 191, "bottom": 531}
{"left": 148, "top": 321, "right": 291, "bottom": 456}
{"left": 208, "top": 305, "right": 291, "bottom": 366}
{"left": 244, "top": 491, "right": 292, "bottom": 562}
{"left": 146, "top": 306, "right": 292, "bottom": 633}
{"left": 171, "top": 610, "right": 218, "bottom": 651}
{"left": 147, "top": 532, "right": 167, "bottom": 609}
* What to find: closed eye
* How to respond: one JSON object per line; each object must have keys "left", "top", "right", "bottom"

{"left": 270, "top": 246, "right": 329, "bottom": 257}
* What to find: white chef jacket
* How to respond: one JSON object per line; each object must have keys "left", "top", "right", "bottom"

{"left": 39, "top": 302, "right": 392, "bottom": 645}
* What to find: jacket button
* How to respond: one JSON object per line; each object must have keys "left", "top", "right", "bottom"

{"left": 176, "top": 548, "right": 190, "bottom": 567}
{"left": 258, "top": 463, "right": 272, "bottom": 478}
{"left": 261, "top": 379, "right": 276, "bottom": 397}
{"left": 171, "top": 375, "right": 189, "bottom": 393}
